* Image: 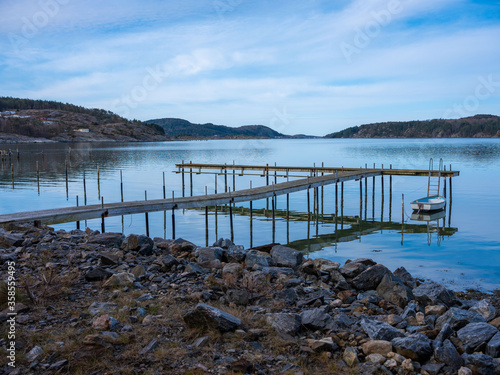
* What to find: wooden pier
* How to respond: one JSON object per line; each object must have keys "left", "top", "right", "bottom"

{"left": 0, "top": 163, "right": 459, "bottom": 229}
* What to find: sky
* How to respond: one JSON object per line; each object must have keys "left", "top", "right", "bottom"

{"left": 1, "top": 0, "right": 500, "bottom": 136}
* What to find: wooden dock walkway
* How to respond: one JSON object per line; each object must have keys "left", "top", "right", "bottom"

{"left": 0, "top": 164, "right": 459, "bottom": 227}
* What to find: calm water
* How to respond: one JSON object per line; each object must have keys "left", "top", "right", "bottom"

{"left": 1, "top": 139, "right": 499, "bottom": 291}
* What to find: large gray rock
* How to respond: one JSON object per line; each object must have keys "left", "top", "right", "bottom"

{"left": 486, "top": 331, "right": 500, "bottom": 359}
{"left": 436, "top": 307, "right": 486, "bottom": 330}
{"left": 360, "top": 318, "right": 405, "bottom": 341}
{"left": 340, "top": 261, "right": 367, "bottom": 278}
{"left": 88, "top": 232, "right": 124, "bottom": 248}
{"left": 351, "top": 264, "right": 391, "bottom": 291}
{"left": 470, "top": 299, "right": 497, "bottom": 322}
{"left": 301, "top": 308, "right": 336, "bottom": 331}
{"left": 197, "top": 247, "right": 224, "bottom": 263}
{"left": 245, "top": 250, "right": 275, "bottom": 268}
{"left": 435, "top": 322, "right": 454, "bottom": 342}
{"left": 391, "top": 333, "right": 433, "bottom": 361}
{"left": 85, "top": 267, "right": 112, "bottom": 281}
{"left": 457, "top": 322, "right": 498, "bottom": 353}
{"left": 137, "top": 234, "right": 154, "bottom": 256}
{"left": 265, "top": 313, "right": 301, "bottom": 336}
{"left": 461, "top": 353, "right": 496, "bottom": 375}
{"left": 0, "top": 231, "right": 23, "bottom": 248}
{"left": 183, "top": 303, "right": 241, "bottom": 332}
{"left": 376, "top": 273, "right": 414, "bottom": 308}
{"left": 270, "top": 245, "right": 303, "bottom": 269}
{"left": 393, "top": 266, "right": 417, "bottom": 289}
{"left": 413, "top": 281, "right": 457, "bottom": 307}
{"left": 434, "top": 339, "right": 463, "bottom": 372}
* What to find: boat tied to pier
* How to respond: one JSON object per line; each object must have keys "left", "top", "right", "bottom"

{"left": 410, "top": 158, "right": 446, "bottom": 212}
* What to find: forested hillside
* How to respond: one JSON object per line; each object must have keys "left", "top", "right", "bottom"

{"left": 325, "top": 115, "right": 500, "bottom": 138}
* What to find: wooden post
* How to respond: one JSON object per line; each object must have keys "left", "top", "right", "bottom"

{"left": 272, "top": 193, "right": 276, "bottom": 243}
{"left": 359, "top": 179, "right": 363, "bottom": 217}
{"left": 172, "top": 207, "right": 176, "bottom": 239}
{"left": 233, "top": 160, "right": 236, "bottom": 193}
{"left": 229, "top": 199, "right": 234, "bottom": 242}
{"left": 181, "top": 160, "right": 185, "bottom": 197}
{"left": 189, "top": 161, "right": 193, "bottom": 197}
{"left": 97, "top": 164, "right": 100, "bottom": 199}
{"left": 101, "top": 197, "right": 106, "bottom": 233}
{"left": 341, "top": 182, "right": 344, "bottom": 227}
{"left": 120, "top": 170, "right": 124, "bottom": 202}
{"left": 335, "top": 182, "right": 338, "bottom": 219}
{"left": 389, "top": 164, "right": 393, "bottom": 222}
{"left": 321, "top": 162, "right": 324, "bottom": 215}
{"left": 83, "top": 170, "right": 87, "bottom": 205}
{"left": 224, "top": 164, "right": 228, "bottom": 193}
{"left": 76, "top": 195, "right": 80, "bottom": 230}
{"left": 266, "top": 164, "right": 269, "bottom": 210}
{"left": 307, "top": 186, "right": 311, "bottom": 221}
{"left": 449, "top": 164, "right": 453, "bottom": 205}
{"left": 65, "top": 160, "right": 69, "bottom": 200}
{"left": 443, "top": 165, "right": 447, "bottom": 198}
{"left": 163, "top": 171, "right": 166, "bottom": 199}
{"left": 145, "top": 190, "right": 149, "bottom": 237}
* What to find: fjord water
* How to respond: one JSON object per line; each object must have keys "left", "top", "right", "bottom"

{"left": 1, "top": 138, "right": 499, "bottom": 291}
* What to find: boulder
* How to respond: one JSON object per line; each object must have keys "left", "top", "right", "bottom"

{"left": 393, "top": 266, "right": 417, "bottom": 289}
{"left": 360, "top": 318, "right": 405, "bottom": 341}
{"left": 100, "top": 252, "right": 120, "bottom": 266}
{"left": 245, "top": 250, "right": 275, "bottom": 268}
{"left": 137, "top": 234, "right": 154, "bottom": 256}
{"left": 121, "top": 234, "right": 139, "bottom": 250}
{"left": 270, "top": 245, "right": 303, "bottom": 269}
{"left": 343, "top": 347, "right": 359, "bottom": 367}
{"left": 457, "top": 322, "right": 498, "bottom": 353}
{"left": 197, "top": 247, "right": 224, "bottom": 263}
{"left": 435, "top": 307, "right": 486, "bottom": 330}
{"left": 487, "top": 331, "right": 500, "bottom": 358}
{"left": 301, "top": 307, "right": 336, "bottom": 331}
{"left": 309, "top": 337, "right": 339, "bottom": 352}
{"left": 361, "top": 340, "right": 393, "bottom": 356}
{"left": 470, "top": 299, "right": 497, "bottom": 322}
{"left": 88, "top": 232, "right": 124, "bottom": 248}
{"left": 0, "top": 231, "right": 23, "bottom": 248}
{"left": 461, "top": 353, "right": 496, "bottom": 375}
{"left": 391, "top": 333, "right": 433, "bottom": 361}
{"left": 413, "top": 281, "right": 456, "bottom": 307}
{"left": 351, "top": 264, "right": 391, "bottom": 291}
{"left": 183, "top": 303, "right": 241, "bottom": 332}
{"left": 434, "top": 339, "right": 462, "bottom": 372}
{"left": 85, "top": 267, "right": 112, "bottom": 282}
{"left": 340, "top": 261, "right": 367, "bottom": 278}
{"left": 435, "top": 322, "right": 454, "bottom": 342}
{"left": 102, "top": 272, "right": 135, "bottom": 288}
{"left": 265, "top": 313, "right": 301, "bottom": 336}
{"left": 376, "top": 273, "right": 414, "bottom": 308}
{"left": 222, "top": 263, "right": 243, "bottom": 278}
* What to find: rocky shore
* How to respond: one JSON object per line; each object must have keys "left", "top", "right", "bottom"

{"left": 0, "top": 225, "right": 499, "bottom": 374}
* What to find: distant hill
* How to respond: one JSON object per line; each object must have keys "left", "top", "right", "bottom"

{"left": 325, "top": 115, "right": 500, "bottom": 138}
{"left": 0, "top": 97, "right": 168, "bottom": 143}
{"left": 146, "top": 118, "right": 285, "bottom": 139}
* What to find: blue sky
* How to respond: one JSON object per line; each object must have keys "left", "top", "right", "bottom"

{"left": 1, "top": 0, "right": 499, "bottom": 135}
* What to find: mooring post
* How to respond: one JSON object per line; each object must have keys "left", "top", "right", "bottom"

{"left": 266, "top": 163, "right": 269, "bottom": 210}
{"left": 224, "top": 163, "right": 228, "bottom": 193}
{"left": 449, "top": 164, "right": 453, "bottom": 204}
{"left": 233, "top": 160, "right": 236, "bottom": 193}
{"left": 83, "top": 170, "right": 87, "bottom": 205}
{"left": 335, "top": 181, "right": 338, "bottom": 218}
{"left": 272, "top": 193, "right": 276, "bottom": 243}
{"left": 321, "top": 162, "right": 324, "bottom": 215}
{"left": 443, "top": 165, "right": 447, "bottom": 198}
{"left": 274, "top": 162, "right": 277, "bottom": 185}
{"left": 389, "top": 164, "right": 393, "bottom": 221}
{"left": 163, "top": 171, "right": 166, "bottom": 199}
{"left": 341, "top": 182, "right": 344, "bottom": 227}
{"left": 76, "top": 195, "right": 80, "bottom": 230}
{"left": 145, "top": 190, "right": 149, "bottom": 237}
{"left": 97, "top": 164, "right": 100, "bottom": 199}
{"left": 120, "top": 170, "right": 124, "bottom": 202}
{"left": 181, "top": 160, "right": 185, "bottom": 197}
{"left": 307, "top": 186, "right": 311, "bottom": 221}
{"left": 101, "top": 197, "right": 106, "bottom": 233}
{"left": 229, "top": 198, "right": 234, "bottom": 243}
{"left": 65, "top": 160, "right": 69, "bottom": 200}
{"left": 189, "top": 161, "right": 193, "bottom": 196}
{"left": 205, "top": 186, "right": 209, "bottom": 247}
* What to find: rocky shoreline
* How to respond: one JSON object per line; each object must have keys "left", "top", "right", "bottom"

{"left": 0, "top": 225, "right": 499, "bottom": 374}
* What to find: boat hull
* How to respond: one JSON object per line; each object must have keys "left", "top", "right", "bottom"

{"left": 410, "top": 195, "right": 446, "bottom": 211}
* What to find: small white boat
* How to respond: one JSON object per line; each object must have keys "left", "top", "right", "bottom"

{"left": 410, "top": 195, "right": 446, "bottom": 212}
